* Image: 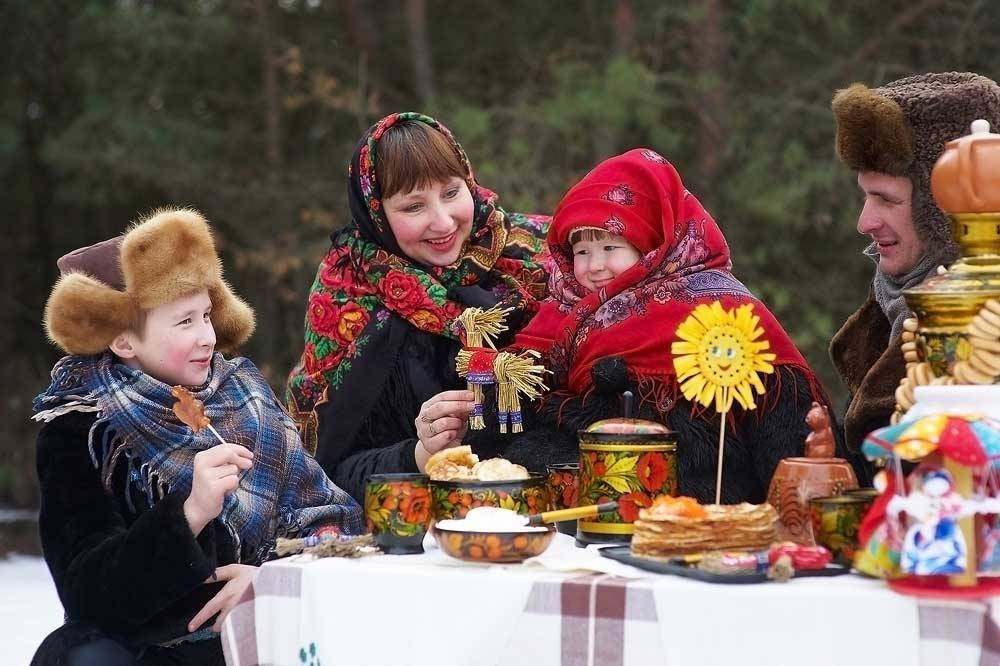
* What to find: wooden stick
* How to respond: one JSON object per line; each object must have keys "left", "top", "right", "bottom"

{"left": 715, "top": 407, "right": 728, "bottom": 505}
{"left": 207, "top": 423, "right": 227, "bottom": 446}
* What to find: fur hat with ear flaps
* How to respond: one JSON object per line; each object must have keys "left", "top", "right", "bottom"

{"left": 832, "top": 72, "right": 1000, "bottom": 265}
{"left": 44, "top": 208, "right": 255, "bottom": 355}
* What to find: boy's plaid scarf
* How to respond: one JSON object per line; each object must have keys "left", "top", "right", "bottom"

{"left": 33, "top": 352, "right": 362, "bottom": 564}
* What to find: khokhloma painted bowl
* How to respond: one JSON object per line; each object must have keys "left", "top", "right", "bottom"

{"left": 432, "top": 523, "right": 555, "bottom": 563}
{"left": 430, "top": 473, "right": 551, "bottom": 521}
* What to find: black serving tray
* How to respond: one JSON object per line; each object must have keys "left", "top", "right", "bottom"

{"left": 598, "top": 546, "right": 851, "bottom": 584}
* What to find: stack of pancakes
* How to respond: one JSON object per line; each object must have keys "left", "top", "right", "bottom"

{"left": 631, "top": 502, "right": 778, "bottom": 557}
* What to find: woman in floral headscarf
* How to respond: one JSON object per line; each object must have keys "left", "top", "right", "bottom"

{"left": 501, "top": 149, "right": 852, "bottom": 505}
{"left": 286, "top": 113, "right": 549, "bottom": 502}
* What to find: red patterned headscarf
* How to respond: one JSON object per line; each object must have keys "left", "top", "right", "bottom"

{"left": 514, "top": 148, "right": 821, "bottom": 413}
{"left": 287, "top": 113, "right": 550, "bottom": 453}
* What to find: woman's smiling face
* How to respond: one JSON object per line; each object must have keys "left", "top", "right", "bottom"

{"left": 384, "top": 176, "right": 474, "bottom": 267}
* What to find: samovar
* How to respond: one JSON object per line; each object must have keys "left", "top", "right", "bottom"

{"left": 893, "top": 119, "right": 1000, "bottom": 419}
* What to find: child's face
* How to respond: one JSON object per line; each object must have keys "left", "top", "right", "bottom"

{"left": 383, "top": 176, "right": 474, "bottom": 267}
{"left": 572, "top": 234, "right": 642, "bottom": 291}
{"left": 115, "top": 290, "right": 217, "bottom": 387}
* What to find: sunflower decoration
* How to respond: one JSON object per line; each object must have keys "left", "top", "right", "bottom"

{"left": 671, "top": 301, "right": 776, "bottom": 503}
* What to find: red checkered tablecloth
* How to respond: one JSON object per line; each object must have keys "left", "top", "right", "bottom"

{"left": 222, "top": 535, "right": 998, "bottom": 666}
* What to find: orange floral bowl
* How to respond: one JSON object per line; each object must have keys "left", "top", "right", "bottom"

{"left": 430, "top": 474, "right": 552, "bottom": 522}
{"left": 432, "top": 524, "right": 556, "bottom": 563}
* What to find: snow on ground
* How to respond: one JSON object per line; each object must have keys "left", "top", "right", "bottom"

{"left": 1, "top": 555, "right": 62, "bottom": 666}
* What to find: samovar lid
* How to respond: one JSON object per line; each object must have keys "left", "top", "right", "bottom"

{"left": 931, "top": 119, "right": 1000, "bottom": 215}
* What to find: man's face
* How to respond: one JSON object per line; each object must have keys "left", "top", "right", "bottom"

{"left": 856, "top": 171, "right": 923, "bottom": 276}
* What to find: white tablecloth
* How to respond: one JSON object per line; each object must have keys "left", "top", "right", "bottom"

{"left": 222, "top": 534, "right": 998, "bottom": 666}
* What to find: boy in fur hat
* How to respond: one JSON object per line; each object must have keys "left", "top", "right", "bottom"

{"left": 30, "top": 209, "right": 362, "bottom": 665}
{"left": 830, "top": 72, "right": 1000, "bottom": 458}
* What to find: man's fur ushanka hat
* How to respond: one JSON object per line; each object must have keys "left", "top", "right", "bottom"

{"left": 44, "top": 208, "right": 255, "bottom": 355}
{"left": 832, "top": 72, "right": 1000, "bottom": 264}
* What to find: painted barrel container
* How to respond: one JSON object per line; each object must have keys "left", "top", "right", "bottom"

{"left": 577, "top": 417, "right": 678, "bottom": 545}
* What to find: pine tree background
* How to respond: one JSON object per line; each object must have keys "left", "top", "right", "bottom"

{"left": 3, "top": 0, "right": 997, "bottom": 508}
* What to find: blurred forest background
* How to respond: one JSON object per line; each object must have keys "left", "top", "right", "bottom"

{"left": 3, "top": 0, "right": 999, "bottom": 510}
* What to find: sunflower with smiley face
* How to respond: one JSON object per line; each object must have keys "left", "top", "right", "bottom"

{"left": 672, "top": 300, "right": 779, "bottom": 504}
{"left": 672, "top": 301, "right": 777, "bottom": 414}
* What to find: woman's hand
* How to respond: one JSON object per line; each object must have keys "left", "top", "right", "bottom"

{"left": 189, "top": 564, "right": 258, "bottom": 633}
{"left": 183, "top": 443, "right": 253, "bottom": 537}
{"left": 414, "top": 390, "right": 475, "bottom": 471}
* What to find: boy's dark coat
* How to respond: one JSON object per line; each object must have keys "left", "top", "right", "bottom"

{"left": 32, "top": 411, "right": 230, "bottom": 663}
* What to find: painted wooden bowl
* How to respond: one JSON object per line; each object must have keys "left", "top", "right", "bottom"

{"left": 432, "top": 524, "right": 556, "bottom": 563}
{"left": 429, "top": 474, "right": 552, "bottom": 521}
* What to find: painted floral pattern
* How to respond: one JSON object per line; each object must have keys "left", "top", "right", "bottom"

{"left": 578, "top": 447, "right": 677, "bottom": 524}
{"left": 810, "top": 500, "right": 866, "bottom": 565}
{"left": 435, "top": 528, "right": 553, "bottom": 562}
{"left": 365, "top": 480, "right": 432, "bottom": 537}
{"left": 546, "top": 465, "right": 580, "bottom": 510}
{"left": 920, "top": 332, "right": 972, "bottom": 377}
{"left": 430, "top": 480, "right": 551, "bottom": 521}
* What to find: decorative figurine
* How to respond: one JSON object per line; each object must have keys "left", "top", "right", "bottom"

{"left": 767, "top": 402, "right": 858, "bottom": 544}
{"left": 454, "top": 306, "right": 547, "bottom": 433}
{"left": 861, "top": 412, "right": 1000, "bottom": 597}
{"left": 889, "top": 468, "right": 989, "bottom": 575}
{"left": 805, "top": 402, "right": 835, "bottom": 458}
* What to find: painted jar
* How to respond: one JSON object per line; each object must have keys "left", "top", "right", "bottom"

{"left": 577, "top": 417, "right": 677, "bottom": 545}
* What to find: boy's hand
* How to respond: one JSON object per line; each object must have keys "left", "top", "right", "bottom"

{"left": 183, "top": 443, "right": 253, "bottom": 536}
{"left": 414, "top": 390, "right": 474, "bottom": 471}
{"left": 188, "top": 564, "right": 258, "bottom": 633}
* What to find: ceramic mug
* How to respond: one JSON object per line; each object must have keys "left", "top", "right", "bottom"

{"left": 845, "top": 487, "right": 880, "bottom": 508}
{"left": 809, "top": 494, "right": 870, "bottom": 566}
{"left": 365, "top": 473, "right": 432, "bottom": 554}
{"left": 546, "top": 462, "right": 580, "bottom": 536}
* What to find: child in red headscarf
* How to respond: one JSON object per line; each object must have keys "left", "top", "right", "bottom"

{"left": 499, "top": 149, "right": 854, "bottom": 504}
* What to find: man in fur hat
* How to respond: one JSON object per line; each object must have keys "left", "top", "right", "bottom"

{"left": 829, "top": 72, "right": 1000, "bottom": 454}
{"left": 31, "top": 209, "right": 362, "bottom": 665}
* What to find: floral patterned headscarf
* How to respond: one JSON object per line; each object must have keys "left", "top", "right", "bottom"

{"left": 287, "top": 112, "right": 550, "bottom": 454}
{"left": 513, "top": 148, "right": 820, "bottom": 414}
